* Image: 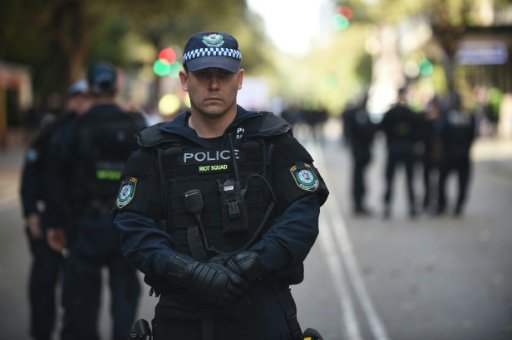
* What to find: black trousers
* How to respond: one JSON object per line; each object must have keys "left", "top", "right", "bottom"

{"left": 153, "top": 284, "right": 293, "bottom": 340}
{"left": 383, "top": 149, "right": 416, "bottom": 212}
{"left": 60, "top": 216, "right": 141, "bottom": 340}
{"left": 351, "top": 149, "right": 371, "bottom": 211}
{"left": 422, "top": 159, "right": 440, "bottom": 210}
{"left": 27, "top": 232, "right": 64, "bottom": 340}
{"left": 438, "top": 153, "right": 471, "bottom": 214}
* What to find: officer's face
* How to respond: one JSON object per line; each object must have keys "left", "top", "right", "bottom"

{"left": 180, "top": 67, "right": 243, "bottom": 120}
{"left": 67, "top": 94, "right": 92, "bottom": 115}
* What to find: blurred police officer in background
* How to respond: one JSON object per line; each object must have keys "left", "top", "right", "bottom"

{"left": 341, "top": 91, "right": 376, "bottom": 216}
{"left": 20, "top": 80, "right": 90, "bottom": 340}
{"left": 420, "top": 95, "right": 444, "bottom": 214}
{"left": 46, "top": 62, "right": 144, "bottom": 340}
{"left": 436, "top": 91, "right": 476, "bottom": 217}
{"left": 379, "top": 86, "right": 421, "bottom": 219}
{"left": 113, "top": 31, "right": 329, "bottom": 340}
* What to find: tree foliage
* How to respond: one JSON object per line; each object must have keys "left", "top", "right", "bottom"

{"left": 0, "top": 0, "right": 266, "bottom": 100}
{"left": 332, "top": 0, "right": 494, "bottom": 92}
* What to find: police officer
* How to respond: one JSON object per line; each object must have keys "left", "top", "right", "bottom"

{"left": 341, "top": 92, "right": 376, "bottom": 216}
{"left": 20, "top": 80, "right": 90, "bottom": 340}
{"left": 113, "top": 31, "right": 329, "bottom": 340}
{"left": 437, "top": 92, "right": 476, "bottom": 216}
{"left": 420, "top": 95, "right": 444, "bottom": 213}
{"left": 46, "top": 62, "right": 143, "bottom": 340}
{"left": 379, "top": 86, "right": 421, "bottom": 219}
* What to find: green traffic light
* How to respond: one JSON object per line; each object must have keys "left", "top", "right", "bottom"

{"left": 419, "top": 58, "right": 433, "bottom": 76}
{"left": 153, "top": 59, "right": 172, "bottom": 77}
{"left": 333, "top": 14, "right": 350, "bottom": 31}
{"left": 153, "top": 60, "right": 182, "bottom": 78}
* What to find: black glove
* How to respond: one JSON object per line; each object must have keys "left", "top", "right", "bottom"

{"left": 226, "top": 251, "right": 264, "bottom": 282}
{"left": 165, "top": 254, "right": 249, "bottom": 306}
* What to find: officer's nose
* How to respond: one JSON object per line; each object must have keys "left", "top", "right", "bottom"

{"left": 207, "top": 76, "right": 221, "bottom": 90}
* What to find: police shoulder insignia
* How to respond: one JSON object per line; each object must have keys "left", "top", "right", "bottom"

{"left": 116, "top": 177, "right": 137, "bottom": 209}
{"left": 290, "top": 163, "right": 319, "bottom": 192}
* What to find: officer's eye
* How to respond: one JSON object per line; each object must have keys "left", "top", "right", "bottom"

{"left": 216, "top": 70, "right": 233, "bottom": 79}
{"left": 195, "top": 70, "right": 210, "bottom": 79}
{"left": 193, "top": 69, "right": 234, "bottom": 81}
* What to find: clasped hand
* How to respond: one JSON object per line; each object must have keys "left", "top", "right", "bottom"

{"left": 167, "top": 251, "right": 263, "bottom": 307}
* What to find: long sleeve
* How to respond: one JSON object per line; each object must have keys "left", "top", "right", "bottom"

{"left": 250, "top": 194, "right": 320, "bottom": 272}
{"left": 114, "top": 211, "right": 176, "bottom": 278}
{"left": 44, "top": 121, "right": 74, "bottom": 228}
{"left": 20, "top": 153, "right": 40, "bottom": 217}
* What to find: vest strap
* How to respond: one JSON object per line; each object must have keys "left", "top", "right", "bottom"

{"left": 274, "top": 283, "right": 303, "bottom": 340}
{"left": 187, "top": 226, "right": 208, "bottom": 261}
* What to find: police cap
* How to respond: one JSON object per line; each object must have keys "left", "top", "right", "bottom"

{"left": 87, "top": 62, "right": 117, "bottom": 95}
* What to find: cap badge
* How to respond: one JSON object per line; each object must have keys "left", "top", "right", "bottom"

{"left": 202, "top": 34, "right": 225, "bottom": 48}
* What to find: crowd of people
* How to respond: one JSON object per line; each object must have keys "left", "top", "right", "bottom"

{"left": 341, "top": 87, "right": 477, "bottom": 220}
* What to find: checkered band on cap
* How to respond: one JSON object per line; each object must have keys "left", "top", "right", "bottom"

{"left": 183, "top": 47, "right": 242, "bottom": 63}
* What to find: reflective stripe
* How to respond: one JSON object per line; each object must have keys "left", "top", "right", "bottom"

{"left": 96, "top": 169, "right": 122, "bottom": 180}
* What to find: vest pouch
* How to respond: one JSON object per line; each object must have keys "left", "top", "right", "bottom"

{"left": 219, "top": 179, "right": 249, "bottom": 234}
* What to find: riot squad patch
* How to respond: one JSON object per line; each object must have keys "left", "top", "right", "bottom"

{"left": 290, "top": 163, "right": 319, "bottom": 192}
{"left": 116, "top": 177, "right": 137, "bottom": 208}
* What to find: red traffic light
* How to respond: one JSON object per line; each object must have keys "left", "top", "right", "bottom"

{"left": 158, "top": 47, "right": 177, "bottom": 64}
{"left": 337, "top": 6, "right": 353, "bottom": 20}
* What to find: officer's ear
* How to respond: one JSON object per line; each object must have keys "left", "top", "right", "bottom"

{"left": 237, "top": 68, "right": 244, "bottom": 90}
{"left": 179, "top": 70, "right": 189, "bottom": 92}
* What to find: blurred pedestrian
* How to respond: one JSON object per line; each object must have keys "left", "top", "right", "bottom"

{"left": 303, "top": 105, "right": 328, "bottom": 143}
{"left": 113, "top": 31, "right": 329, "bottom": 340}
{"left": 19, "top": 79, "right": 91, "bottom": 340}
{"left": 341, "top": 92, "right": 376, "bottom": 216}
{"left": 46, "top": 62, "right": 144, "bottom": 340}
{"left": 281, "top": 103, "right": 301, "bottom": 127}
{"left": 437, "top": 91, "right": 477, "bottom": 217}
{"left": 420, "top": 95, "right": 444, "bottom": 213}
{"left": 379, "top": 86, "right": 421, "bottom": 219}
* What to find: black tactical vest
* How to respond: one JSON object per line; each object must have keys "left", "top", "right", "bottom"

{"left": 158, "top": 135, "right": 275, "bottom": 258}
{"left": 71, "top": 108, "right": 141, "bottom": 213}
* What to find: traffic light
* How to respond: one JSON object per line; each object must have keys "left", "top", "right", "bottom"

{"left": 153, "top": 47, "right": 181, "bottom": 78}
{"left": 333, "top": 5, "right": 352, "bottom": 31}
{"left": 153, "top": 59, "right": 172, "bottom": 77}
{"left": 419, "top": 58, "right": 433, "bottom": 76}
{"left": 337, "top": 5, "right": 353, "bottom": 20}
{"left": 158, "top": 47, "right": 176, "bottom": 64}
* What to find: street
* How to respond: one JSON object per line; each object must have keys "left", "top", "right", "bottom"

{"left": 1, "top": 121, "right": 512, "bottom": 340}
